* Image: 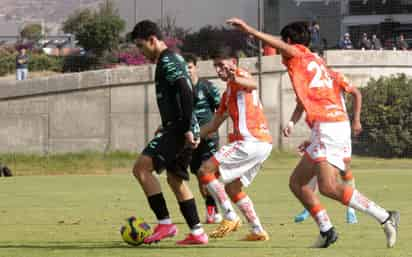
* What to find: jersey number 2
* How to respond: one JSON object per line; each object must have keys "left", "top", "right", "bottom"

{"left": 307, "top": 61, "right": 333, "bottom": 89}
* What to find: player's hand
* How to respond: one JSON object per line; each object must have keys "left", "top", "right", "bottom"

{"left": 282, "top": 121, "right": 294, "bottom": 137}
{"left": 297, "top": 140, "right": 311, "bottom": 155}
{"left": 154, "top": 125, "right": 162, "bottom": 136}
{"left": 352, "top": 120, "right": 362, "bottom": 136}
{"left": 185, "top": 131, "right": 200, "bottom": 149}
{"left": 226, "top": 66, "right": 236, "bottom": 81}
{"left": 226, "top": 17, "right": 252, "bottom": 34}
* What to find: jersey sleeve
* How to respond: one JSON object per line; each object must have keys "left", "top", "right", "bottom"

{"left": 216, "top": 91, "right": 228, "bottom": 116}
{"left": 160, "top": 54, "right": 187, "bottom": 85}
{"left": 330, "top": 70, "right": 354, "bottom": 93}
{"left": 231, "top": 69, "right": 255, "bottom": 92}
{"left": 207, "top": 82, "right": 221, "bottom": 111}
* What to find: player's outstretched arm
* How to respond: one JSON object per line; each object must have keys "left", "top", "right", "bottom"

{"left": 283, "top": 102, "right": 304, "bottom": 137}
{"left": 228, "top": 67, "right": 257, "bottom": 90}
{"left": 349, "top": 87, "right": 362, "bottom": 136}
{"left": 200, "top": 113, "right": 227, "bottom": 139}
{"left": 226, "top": 17, "right": 300, "bottom": 58}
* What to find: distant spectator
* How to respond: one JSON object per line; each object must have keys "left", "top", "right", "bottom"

{"left": 320, "top": 38, "right": 328, "bottom": 56}
{"left": 371, "top": 34, "right": 383, "bottom": 50}
{"left": 263, "top": 44, "right": 277, "bottom": 56}
{"left": 245, "top": 35, "right": 260, "bottom": 57}
{"left": 396, "top": 34, "right": 409, "bottom": 50}
{"left": 338, "top": 33, "right": 353, "bottom": 49}
{"left": 309, "top": 21, "right": 321, "bottom": 54}
{"left": 358, "top": 33, "right": 371, "bottom": 50}
{"left": 16, "top": 46, "right": 29, "bottom": 81}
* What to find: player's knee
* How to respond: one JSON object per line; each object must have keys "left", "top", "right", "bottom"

{"left": 166, "top": 173, "right": 182, "bottom": 188}
{"left": 132, "top": 156, "right": 151, "bottom": 179}
{"left": 199, "top": 159, "right": 217, "bottom": 177}
{"left": 318, "top": 182, "right": 336, "bottom": 198}
{"left": 225, "top": 180, "right": 242, "bottom": 198}
{"left": 289, "top": 175, "right": 299, "bottom": 194}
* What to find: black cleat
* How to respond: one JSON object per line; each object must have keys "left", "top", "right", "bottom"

{"left": 312, "top": 227, "right": 338, "bottom": 248}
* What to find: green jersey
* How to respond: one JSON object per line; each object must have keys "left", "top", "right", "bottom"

{"left": 193, "top": 79, "right": 221, "bottom": 127}
{"left": 155, "top": 49, "right": 200, "bottom": 137}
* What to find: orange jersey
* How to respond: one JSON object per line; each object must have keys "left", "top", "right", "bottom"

{"left": 216, "top": 68, "right": 272, "bottom": 143}
{"left": 283, "top": 44, "right": 354, "bottom": 127}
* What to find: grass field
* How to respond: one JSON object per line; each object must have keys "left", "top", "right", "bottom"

{"left": 1, "top": 152, "right": 411, "bottom": 257}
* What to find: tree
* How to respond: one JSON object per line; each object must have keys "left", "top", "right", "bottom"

{"left": 62, "top": 9, "right": 94, "bottom": 35}
{"left": 20, "top": 23, "right": 42, "bottom": 41}
{"left": 62, "top": 0, "right": 125, "bottom": 56}
{"left": 158, "top": 15, "right": 191, "bottom": 40}
{"left": 182, "top": 25, "right": 251, "bottom": 59}
{"left": 349, "top": 74, "right": 412, "bottom": 157}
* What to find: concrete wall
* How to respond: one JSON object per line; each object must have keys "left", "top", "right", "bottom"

{"left": 0, "top": 50, "right": 411, "bottom": 154}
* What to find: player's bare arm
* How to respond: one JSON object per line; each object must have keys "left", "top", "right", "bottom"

{"left": 200, "top": 113, "right": 227, "bottom": 139}
{"left": 226, "top": 17, "right": 300, "bottom": 59}
{"left": 228, "top": 68, "right": 257, "bottom": 90}
{"left": 349, "top": 87, "right": 362, "bottom": 136}
{"left": 283, "top": 102, "right": 304, "bottom": 137}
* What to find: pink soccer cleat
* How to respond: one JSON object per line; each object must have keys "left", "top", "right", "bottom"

{"left": 143, "top": 223, "right": 178, "bottom": 244}
{"left": 176, "top": 232, "right": 209, "bottom": 245}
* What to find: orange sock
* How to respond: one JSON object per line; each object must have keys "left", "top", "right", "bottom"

{"left": 342, "top": 186, "right": 354, "bottom": 206}
{"left": 342, "top": 170, "right": 353, "bottom": 181}
{"left": 199, "top": 174, "right": 217, "bottom": 185}
{"left": 309, "top": 204, "right": 333, "bottom": 232}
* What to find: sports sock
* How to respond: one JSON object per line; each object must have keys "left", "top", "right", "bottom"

{"left": 147, "top": 193, "right": 170, "bottom": 222}
{"left": 200, "top": 174, "right": 238, "bottom": 221}
{"left": 342, "top": 187, "right": 389, "bottom": 223}
{"left": 205, "top": 195, "right": 218, "bottom": 211}
{"left": 310, "top": 204, "right": 333, "bottom": 233}
{"left": 179, "top": 198, "right": 204, "bottom": 234}
{"left": 233, "top": 192, "right": 264, "bottom": 233}
{"left": 341, "top": 170, "right": 356, "bottom": 213}
{"left": 341, "top": 170, "right": 355, "bottom": 187}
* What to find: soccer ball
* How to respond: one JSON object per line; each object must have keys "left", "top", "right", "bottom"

{"left": 120, "top": 216, "right": 152, "bottom": 246}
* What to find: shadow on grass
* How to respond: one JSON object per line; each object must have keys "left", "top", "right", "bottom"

{"left": 0, "top": 241, "right": 302, "bottom": 250}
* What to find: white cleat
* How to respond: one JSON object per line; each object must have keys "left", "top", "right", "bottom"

{"left": 382, "top": 211, "right": 400, "bottom": 248}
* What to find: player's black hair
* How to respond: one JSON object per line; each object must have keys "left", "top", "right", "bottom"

{"left": 131, "top": 20, "right": 163, "bottom": 41}
{"left": 280, "top": 21, "right": 311, "bottom": 46}
{"left": 210, "top": 45, "right": 235, "bottom": 60}
{"left": 182, "top": 53, "right": 198, "bottom": 65}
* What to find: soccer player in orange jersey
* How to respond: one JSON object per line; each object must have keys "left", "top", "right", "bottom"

{"left": 198, "top": 46, "right": 273, "bottom": 241}
{"left": 227, "top": 18, "right": 399, "bottom": 248}
{"left": 284, "top": 100, "right": 359, "bottom": 224}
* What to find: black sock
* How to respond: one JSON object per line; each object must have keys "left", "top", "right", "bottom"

{"left": 179, "top": 198, "right": 201, "bottom": 230}
{"left": 205, "top": 195, "right": 217, "bottom": 209}
{"left": 147, "top": 193, "right": 170, "bottom": 221}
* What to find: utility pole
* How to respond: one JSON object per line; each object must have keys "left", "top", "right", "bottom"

{"left": 160, "top": 0, "right": 164, "bottom": 29}
{"left": 257, "top": 0, "right": 264, "bottom": 100}
{"left": 134, "top": 0, "right": 137, "bottom": 25}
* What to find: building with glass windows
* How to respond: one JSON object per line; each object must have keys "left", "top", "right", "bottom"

{"left": 264, "top": 0, "right": 412, "bottom": 49}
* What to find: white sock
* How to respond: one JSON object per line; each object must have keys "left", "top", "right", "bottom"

{"left": 206, "top": 180, "right": 238, "bottom": 221}
{"left": 191, "top": 224, "right": 204, "bottom": 235}
{"left": 314, "top": 210, "right": 333, "bottom": 233}
{"left": 348, "top": 189, "right": 389, "bottom": 223}
{"left": 158, "top": 218, "right": 172, "bottom": 225}
{"left": 236, "top": 196, "right": 263, "bottom": 233}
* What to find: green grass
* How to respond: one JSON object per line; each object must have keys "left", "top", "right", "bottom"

{"left": 0, "top": 153, "right": 411, "bottom": 257}
{"left": 0, "top": 151, "right": 137, "bottom": 176}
